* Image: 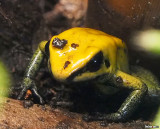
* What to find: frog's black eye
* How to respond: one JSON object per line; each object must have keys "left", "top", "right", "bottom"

{"left": 86, "top": 51, "right": 103, "bottom": 72}
{"left": 67, "top": 51, "right": 103, "bottom": 81}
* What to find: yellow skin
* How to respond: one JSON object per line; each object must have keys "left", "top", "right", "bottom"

{"left": 18, "top": 27, "right": 160, "bottom": 122}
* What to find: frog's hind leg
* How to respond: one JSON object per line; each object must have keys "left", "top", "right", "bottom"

{"left": 83, "top": 70, "right": 148, "bottom": 122}
{"left": 131, "top": 66, "right": 160, "bottom": 103}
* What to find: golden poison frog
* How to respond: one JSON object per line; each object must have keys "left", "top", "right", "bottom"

{"left": 18, "top": 27, "right": 160, "bottom": 122}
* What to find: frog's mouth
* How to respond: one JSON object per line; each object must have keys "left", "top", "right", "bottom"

{"left": 67, "top": 70, "right": 110, "bottom": 84}
{"left": 66, "top": 64, "right": 89, "bottom": 82}
{"left": 66, "top": 67, "right": 110, "bottom": 83}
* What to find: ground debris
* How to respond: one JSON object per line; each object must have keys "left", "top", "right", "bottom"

{"left": 0, "top": 97, "right": 151, "bottom": 129}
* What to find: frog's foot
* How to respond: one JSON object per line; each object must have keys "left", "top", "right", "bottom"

{"left": 17, "top": 86, "right": 45, "bottom": 105}
{"left": 82, "top": 112, "right": 125, "bottom": 122}
{"left": 50, "top": 95, "right": 73, "bottom": 108}
{"left": 31, "top": 87, "right": 45, "bottom": 104}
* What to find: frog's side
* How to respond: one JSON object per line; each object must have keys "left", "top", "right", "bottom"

{"left": 18, "top": 27, "right": 160, "bottom": 122}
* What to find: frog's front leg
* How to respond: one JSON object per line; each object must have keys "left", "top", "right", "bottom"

{"left": 83, "top": 70, "right": 147, "bottom": 122}
{"left": 17, "top": 41, "right": 48, "bottom": 104}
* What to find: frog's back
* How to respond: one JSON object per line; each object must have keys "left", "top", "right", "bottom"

{"left": 57, "top": 27, "right": 125, "bottom": 49}
{"left": 58, "top": 27, "right": 129, "bottom": 72}
{"left": 49, "top": 27, "right": 129, "bottom": 79}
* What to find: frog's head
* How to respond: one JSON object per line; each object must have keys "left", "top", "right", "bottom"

{"left": 48, "top": 28, "right": 123, "bottom": 82}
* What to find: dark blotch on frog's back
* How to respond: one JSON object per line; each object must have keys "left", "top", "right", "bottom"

{"left": 52, "top": 38, "right": 68, "bottom": 49}
{"left": 64, "top": 61, "right": 71, "bottom": 69}
{"left": 71, "top": 43, "right": 79, "bottom": 49}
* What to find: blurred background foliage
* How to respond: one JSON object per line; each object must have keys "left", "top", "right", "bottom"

{"left": 0, "top": 60, "right": 10, "bottom": 97}
{"left": 132, "top": 29, "right": 160, "bottom": 56}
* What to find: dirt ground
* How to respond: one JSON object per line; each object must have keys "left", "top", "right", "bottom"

{"left": 0, "top": 0, "right": 158, "bottom": 128}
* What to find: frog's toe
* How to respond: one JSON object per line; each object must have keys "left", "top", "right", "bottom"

{"left": 17, "top": 87, "right": 45, "bottom": 105}
{"left": 31, "top": 87, "right": 45, "bottom": 104}
{"left": 105, "top": 112, "right": 126, "bottom": 122}
{"left": 23, "top": 100, "right": 34, "bottom": 108}
{"left": 17, "top": 87, "right": 28, "bottom": 100}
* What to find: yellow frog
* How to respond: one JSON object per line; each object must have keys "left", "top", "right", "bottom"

{"left": 18, "top": 27, "right": 160, "bottom": 121}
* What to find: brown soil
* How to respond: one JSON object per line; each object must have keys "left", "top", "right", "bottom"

{"left": 0, "top": 97, "right": 150, "bottom": 129}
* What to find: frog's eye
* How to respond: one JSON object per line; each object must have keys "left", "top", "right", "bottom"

{"left": 86, "top": 51, "right": 103, "bottom": 72}
{"left": 67, "top": 51, "right": 103, "bottom": 81}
